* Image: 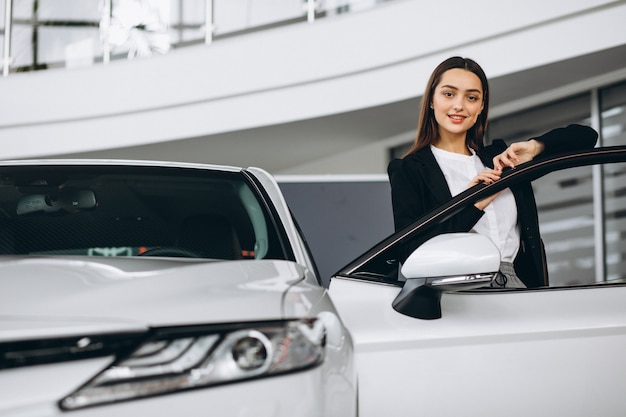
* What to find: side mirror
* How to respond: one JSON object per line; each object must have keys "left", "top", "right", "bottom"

{"left": 392, "top": 233, "right": 500, "bottom": 320}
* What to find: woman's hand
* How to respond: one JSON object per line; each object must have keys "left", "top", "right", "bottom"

{"left": 469, "top": 168, "right": 501, "bottom": 186}
{"left": 469, "top": 169, "right": 503, "bottom": 210}
{"left": 493, "top": 139, "right": 545, "bottom": 171}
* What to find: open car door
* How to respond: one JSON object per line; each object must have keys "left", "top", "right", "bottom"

{"left": 329, "top": 146, "right": 626, "bottom": 417}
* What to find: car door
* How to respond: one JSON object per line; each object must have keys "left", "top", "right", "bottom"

{"left": 329, "top": 146, "right": 626, "bottom": 417}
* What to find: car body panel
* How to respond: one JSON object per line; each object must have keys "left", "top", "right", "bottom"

{"left": 330, "top": 277, "right": 626, "bottom": 417}
{"left": 1, "top": 357, "right": 114, "bottom": 415}
{"left": 0, "top": 257, "right": 306, "bottom": 333}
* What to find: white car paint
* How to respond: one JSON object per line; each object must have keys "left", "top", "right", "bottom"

{"left": 329, "top": 277, "right": 626, "bottom": 417}
{"left": 0, "top": 258, "right": 306, "bottom": 331}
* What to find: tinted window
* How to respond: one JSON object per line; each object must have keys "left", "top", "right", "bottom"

{"left": 0, "top": 165, "right": 290, "bottom": 261}
{"left": 537, "top": 161, "right": 626, "bottom": 286}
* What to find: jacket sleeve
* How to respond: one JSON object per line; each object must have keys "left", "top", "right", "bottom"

{"left": 482, "top": 124, "right": 598, "bottom": 166}
{"left": 388, "top": 158, "right": 484, "bottom": 261}
{"left": 534, "top": 124, "right": 598, "bottom": 156}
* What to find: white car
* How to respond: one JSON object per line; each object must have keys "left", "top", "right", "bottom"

{"left": 1, "top": 145, "right": 626, "bottom": 417}
{"left": 0, "top": 160, "right": 355, "bottom": 417}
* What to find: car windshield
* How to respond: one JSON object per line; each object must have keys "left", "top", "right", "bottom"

{"left": 0, "top": 164, "right": 292, "bottom": 261}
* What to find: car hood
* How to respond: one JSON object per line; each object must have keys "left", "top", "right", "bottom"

{"left": 0, "top": 256, "right": 306, "bottom": 342}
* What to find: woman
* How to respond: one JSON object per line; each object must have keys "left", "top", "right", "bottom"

{"left": 388, "top": 56, "right": 598, "bottom": 288}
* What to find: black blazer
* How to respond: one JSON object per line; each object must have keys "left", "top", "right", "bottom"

{"left": 388, "top": 124, "right": 598, "bottom": 288}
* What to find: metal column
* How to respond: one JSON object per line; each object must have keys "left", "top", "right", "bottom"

{"left": 3, "top": 0, "right": 13, "bottom": 76}
{"left": 591, "top": 88, "right": 606, "bottom": 282}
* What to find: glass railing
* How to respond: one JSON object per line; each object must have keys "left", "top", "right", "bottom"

{"left": 1, "top": 0, "right": 395, "bottom": 77}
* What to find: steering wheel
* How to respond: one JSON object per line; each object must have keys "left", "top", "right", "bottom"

{"left": 138, "top": 247, "right": 203, "bottom": 258}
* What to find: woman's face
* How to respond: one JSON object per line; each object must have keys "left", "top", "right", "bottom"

{"left": 431, "top": 68, "right": 484, "bottom": 139}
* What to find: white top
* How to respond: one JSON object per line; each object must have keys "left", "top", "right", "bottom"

{"left": 430, "top": 145, "right": 520, "bottom": 263}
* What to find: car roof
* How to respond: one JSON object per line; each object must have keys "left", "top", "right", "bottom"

{"left": 0, "top": 159, "right": 244, "bottom": 172}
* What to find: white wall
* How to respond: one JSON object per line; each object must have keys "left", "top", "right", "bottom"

{"left": 1, "top": 0, "right": 625, "bottom": 160}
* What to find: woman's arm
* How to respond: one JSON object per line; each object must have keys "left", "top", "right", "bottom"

{"left": 492, "top": 124, "right": 598, "bottom": 171}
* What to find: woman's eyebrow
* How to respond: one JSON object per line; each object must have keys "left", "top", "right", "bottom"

{"left": 439, "top": 84, "right": 482, "bottom": 94}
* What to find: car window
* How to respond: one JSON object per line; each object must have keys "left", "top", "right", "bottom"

{"left": 537, "top": 161, "right": 626, "bottom": 286}
{"left": 336, "top": 147, "right": 626, "bottom": 289}
{"left": 0, "top": 165, "right": 293, "bottom": 261}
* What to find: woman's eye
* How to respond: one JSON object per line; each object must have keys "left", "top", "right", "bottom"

{"left": 468, "top": 96, "right": 478, "bottom": 101}
{"left": 443, "top": 92, "right": 453, "bottom": 97}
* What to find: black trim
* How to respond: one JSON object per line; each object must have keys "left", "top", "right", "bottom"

{"left": 0, "top": 331, "right": 145, "bottom": 369}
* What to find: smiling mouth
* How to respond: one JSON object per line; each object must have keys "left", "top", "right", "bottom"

{"left": 449, "top": 115, "right": 465, "bottom": 120}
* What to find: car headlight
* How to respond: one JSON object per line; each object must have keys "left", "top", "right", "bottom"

{"left": 60, "top": 319, "right": 325, "bottom": 410}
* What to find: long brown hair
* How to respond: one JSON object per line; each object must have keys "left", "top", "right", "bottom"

{"left": 404, "top": 57, "right": 490, "bottom": 156}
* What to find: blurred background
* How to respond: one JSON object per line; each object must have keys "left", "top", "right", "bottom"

{"left": 1, "top": 0, "right": 625, "bottom": 283}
